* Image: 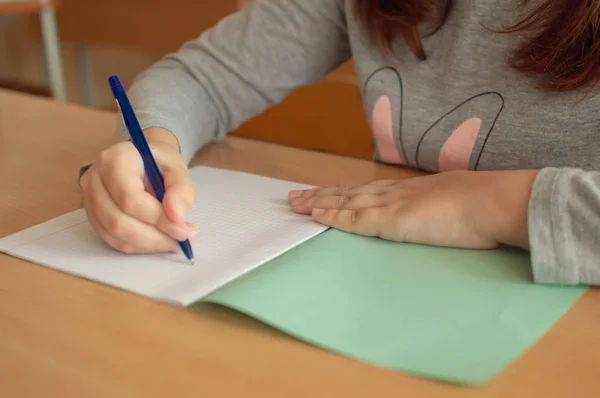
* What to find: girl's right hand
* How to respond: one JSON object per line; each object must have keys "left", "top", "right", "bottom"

{"left": 80, "top": 128, "right": 198, "bottom": 254}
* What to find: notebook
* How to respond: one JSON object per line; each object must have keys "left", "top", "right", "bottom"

{"left": 0, "top": 166, "right": 587, "bottom": 384}
{"left": 0, "top": 167, "right": 328, "bottom": 305}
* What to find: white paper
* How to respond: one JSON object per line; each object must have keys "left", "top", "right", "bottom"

{"left": 0, "top": 167, "right": 328, "bottom": 306}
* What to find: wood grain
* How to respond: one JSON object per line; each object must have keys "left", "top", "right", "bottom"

{"left": 0, "top": 89, "right": 599, "bottom": 397}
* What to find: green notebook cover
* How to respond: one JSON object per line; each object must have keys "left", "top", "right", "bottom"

{"left": 202, "top": 229, "right": 586, "bottom": 384}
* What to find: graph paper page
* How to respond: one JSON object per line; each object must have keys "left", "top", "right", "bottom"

{"left": 0, "top": 167, "right": 328, "bottom": 305}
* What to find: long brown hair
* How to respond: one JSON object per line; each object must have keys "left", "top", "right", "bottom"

{"left": 353, "top": 0, "right": 600, "bottom": 94}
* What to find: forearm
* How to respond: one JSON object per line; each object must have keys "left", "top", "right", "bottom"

{"left": 114, "top": 58, "right": 220, "bottom": 165}
{"left": 115, "top": 0, "right": 350, "bottom": 165}
{"left": 527, "top": 168, "right": 600, "bottom": 285}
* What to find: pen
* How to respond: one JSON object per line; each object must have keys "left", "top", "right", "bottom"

{"left": 108, "top": 75, "right": 195, "bottom": 265}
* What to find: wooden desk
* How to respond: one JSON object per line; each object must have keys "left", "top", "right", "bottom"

{"left": 0, "top": 89, "right": 599, "bottom": 397}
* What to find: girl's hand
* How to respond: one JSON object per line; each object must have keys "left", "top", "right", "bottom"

{"left": 80, "top": 128, "right": 197, "bottom": 254}
{"left": 288, "top": 170, "right": 538, "bottom": 249}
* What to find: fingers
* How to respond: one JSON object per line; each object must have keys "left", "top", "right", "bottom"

{"left": 288, "top": 180, "right": 405, "bottom": 239}
{"left": 86, "top": 171, "right": 181, "bottom": 253}
{"left": 290, "top": 185, "right": 354, "bottom": 199}
{"left": 289, "top": 180, "right": 402, "bottom": 215}
{"left": 161, "top": 166, "right": 196, "bottom": 225}
{"left": 84, "top": 198, "right": 128, "bottom": 253}
{"left": 82, "top": 137, "right": 198, "bottom": 256}
{"left": 184, "top": 222, "right": 199, "bottom": 239}
{"left": 311, "top": 207, "right": 389, "bottom": 237}
{"left": 100, "top": 160, "right": 166, "bottom": 225}
{"left": 290, "top": 180, "right": 398, "bottom": 200}
{"left": 97, "top": 143, "right": 194, "bottom": 242}
{"left": 290, "top": 193, "right": 389, "bottom": 215}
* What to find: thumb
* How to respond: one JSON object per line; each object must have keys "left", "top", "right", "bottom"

{"left": 161, "top": 166, "right": 196, "bottom": 225}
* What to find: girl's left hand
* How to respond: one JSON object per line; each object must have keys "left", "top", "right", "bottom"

{"left": 288, "top": 170, "right": 538, "bottom": 250}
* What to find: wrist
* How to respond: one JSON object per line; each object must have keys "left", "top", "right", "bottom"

{"left": 144, "top": 127, "right": 180, "bottom": 153}
{"left": 488, "top": 170, "right": 539, "bottom": 249}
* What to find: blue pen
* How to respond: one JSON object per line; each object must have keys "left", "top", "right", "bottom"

{"left": 108, "top": 75, "right": 195, "bottom": 265}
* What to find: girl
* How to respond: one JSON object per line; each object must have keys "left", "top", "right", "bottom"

{"left": 79, "top": 0, "right": 600, "bottom": 286}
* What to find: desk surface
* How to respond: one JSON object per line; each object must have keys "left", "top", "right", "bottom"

{"left": 1, "top": 89, "right": 599, "bottom": 397}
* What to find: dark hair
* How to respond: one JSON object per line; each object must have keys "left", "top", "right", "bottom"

{"left": 353, "top": 0, "right": 600, "bottom": 94}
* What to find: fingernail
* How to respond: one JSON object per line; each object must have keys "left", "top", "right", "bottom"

{"left": 168, "top": 224, "right": 186, "bottom": 239}
{"left": 289, "top": 190, "right": 302, "bottom": 199}
{"left": 188, "top": 223, "right": 198, "bottom": 233}
{"left": 291, "top": 197, "right": 305, "bottom": 205}
{"left": 189, "top": 229, "right": 198, "bottom": 240}
{"left": 312, "top": 208, "right": 325, "bottom": 216}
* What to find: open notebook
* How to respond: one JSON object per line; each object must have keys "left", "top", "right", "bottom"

{"left": 0, "top": 167, "right": 328, "bottom": 305}
{"left": 0, "top": 166, "right": 587, "bottom": 384}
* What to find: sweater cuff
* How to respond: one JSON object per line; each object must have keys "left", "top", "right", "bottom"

{"left": 527, "top": 167, "right": 579, "bottom": 285}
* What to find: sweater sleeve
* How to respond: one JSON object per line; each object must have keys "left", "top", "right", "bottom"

{"left": 528, "top": 167, "right": 600, "bottom": 285}
{"left": 114, "top": 0, "right": 351, "bottom": 164}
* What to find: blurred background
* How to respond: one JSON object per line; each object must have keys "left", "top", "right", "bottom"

{"left": 0, "top": 0, "right": 373, "bottom": 159}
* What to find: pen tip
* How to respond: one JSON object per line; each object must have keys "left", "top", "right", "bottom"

{"left": 190, "top": 257, "right": 195, "bottom": 266}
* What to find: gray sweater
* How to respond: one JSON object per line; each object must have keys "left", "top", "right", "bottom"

{"left": 115, "top": 0, "right": 600, "bottom": 285}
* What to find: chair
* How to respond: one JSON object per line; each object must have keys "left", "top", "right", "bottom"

{"left": 0, "top": 0, "right": 66, "bottom": 101}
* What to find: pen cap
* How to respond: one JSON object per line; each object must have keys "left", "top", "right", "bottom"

{"left": 108, "top": 76, "right": 126, "bottom": 94}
